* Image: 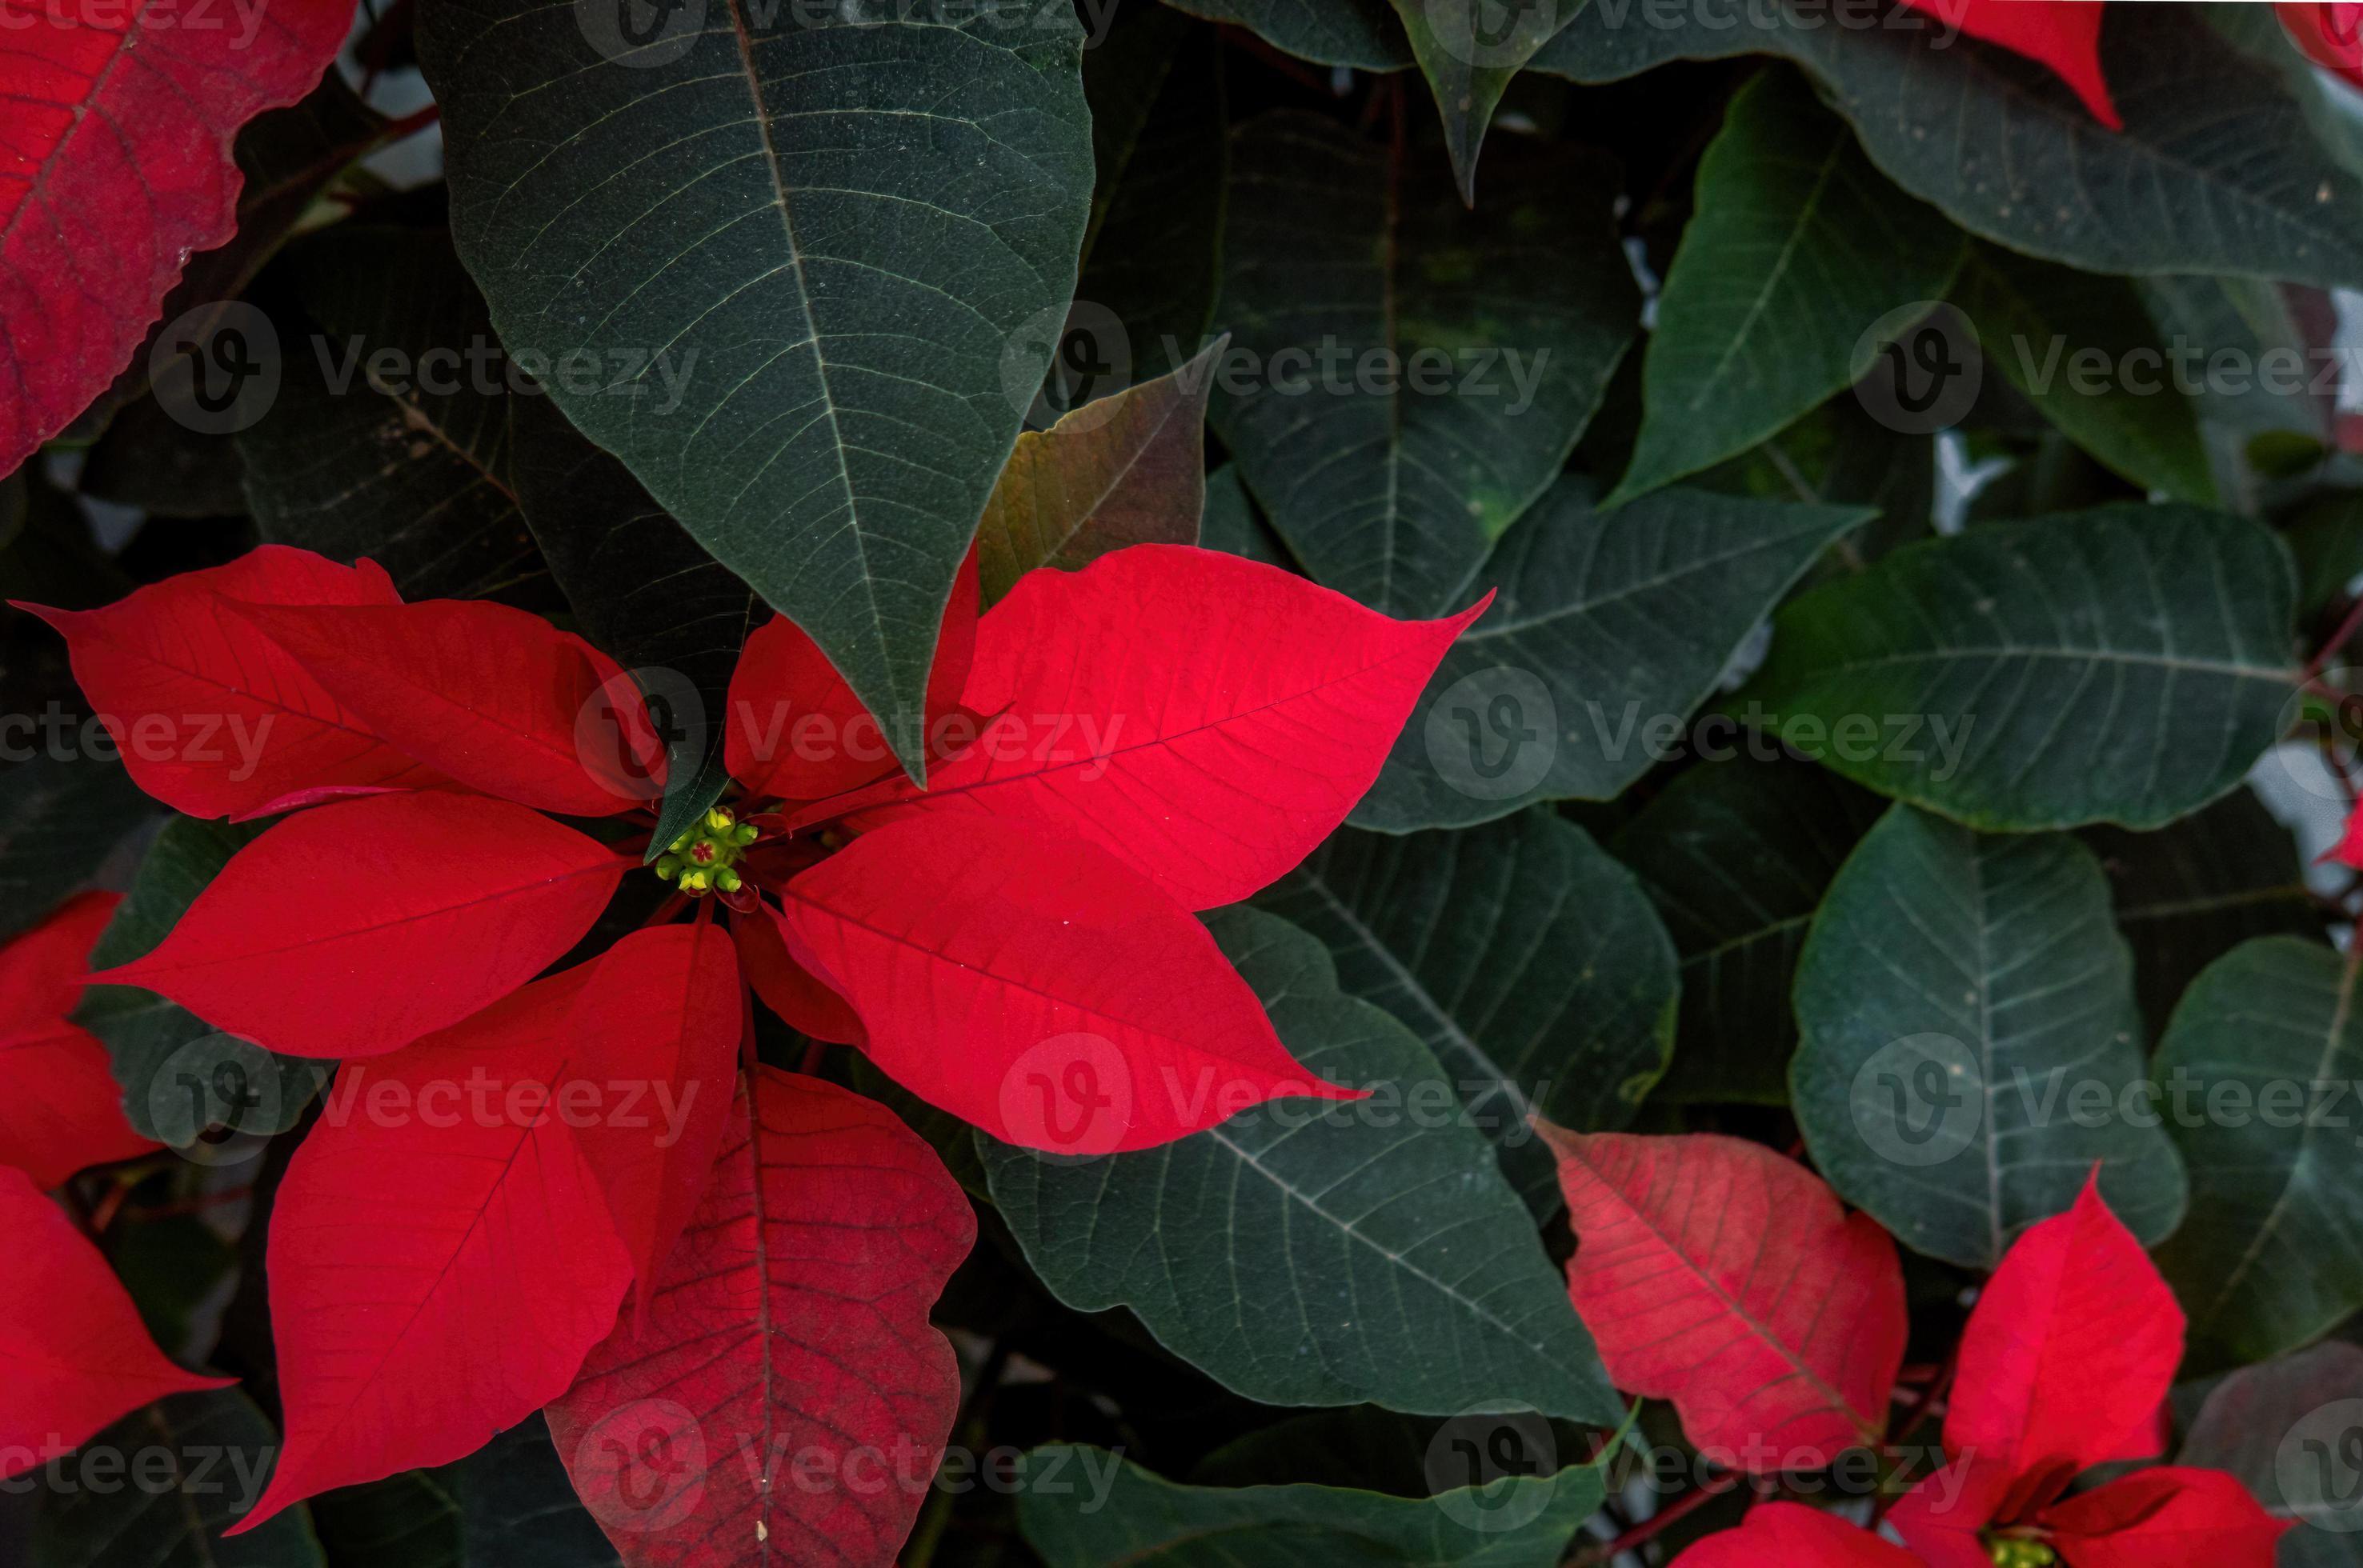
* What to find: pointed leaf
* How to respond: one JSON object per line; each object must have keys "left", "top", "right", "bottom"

{"left": 1162, "top": 0, "right": 1407, "bottom": 68}
{"left": 547, "top": 1068, "right": 972, "bottom": 1568}
{"left": 511, "top": 395, "right": 760, "bottom": 857}
{"left": 1536, "top": 2, "right": 2363, "bottom": 288}
{"left": 0, "top": 0, "right": 350, "bottom": 470}
{"left": 0, "top": 750, "right": 152, "bottom": 945}
{"left": 979, "top": 906, "right": 1621, "bottom": 1423}
{"left": 2041, "top": 1467, "right": 2289, "bottom": 1568}
{"left": 783, "top": 814, "right": 1356, "bottom": 1153}
{"left": 824, "top": 545, "right": 1483, "bottom": 910}
{"left": 1258, "top": 809, "right": 1678, "bottom": 1208}
{"left": 239, "top": 967, "right": 635, "bottom": 1526}
{"left": 974, "top": 342, "right": 1217, "bottom": 606}
{"left": 29, "top": 1390, "right": 328, "bottom": 1567}
{"left": 1611, "top": 67, "right": 1964, "bottom": 504}
{"left": 75, "top": 816, "right": 330, "bottom": 1145}
{"left": 1739, "top": 504, "right": 2297, "bottom": 831}
{"left": 1672, "top": 1503, "right": 1920, "bottom": 1567}
{"left": 1211, "top": 112, "right": 1638, "bottom": 618}
{"left": 734, "top": 903, "right": 863, "bottom": 1046}
{"left": 0, "top": 1167, "right": 228, "bottom": 1479}
{"left": 0, "top": 891, "right": 156, "bottom": 1188}
{"left": 562, "top": 922, "right": 742, "bottom": 1319}
{"left": 1018, "top": 1443, "right": 1610, "bottom": 1566}
{"left": 226, "top": 598, "right": 660, "bottom": 817}
{"left": 96, "top": 792, "right": 628, "bottom": 1061}
{"left": 240, "top": 226, "right": 551, "bottom": 606}
{"left": 1956, "top": 243, "right": 2214, "bottom": 503}
{"left": 723, "top": 549, "right": 978, "bottom": 806}
{"left": 1387, "top": 0, "right": 1572, "bottom": 203}
{"left": 1897, "top": 0, "right": 2116, "bottom": 124}
{"left": 2153, "top": 939, "right": 2363, "bottom": 1372}
{"left": 1612, "top": 754, "right": 1885, "bottom": 1105}
{"left": 1792, "top": 806, "right": 2187, "bottom": 1269}
{"left": 1354, "top": 480, "right": 1869, "bottom": 831}
{"left": 1541, "top": 1128, "right": 1904, "bottom": 1469}
{"left": 18, "top": 546, "right": 452, "bottom": 822}
{"left": 417, "top": 0, "right": 1095, "bottom": 775}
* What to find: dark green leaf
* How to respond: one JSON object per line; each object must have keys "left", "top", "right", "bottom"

{"left": 1199, "top": 462, "right": 1290, "bottom": 567}
{"left": 1738, "top": 502, "right": 2298, "bottom": 830}
{"left": 309, "top": 1472, "right": 460, "bottom": 1568}
{"left": 2153, "top": 939, "right": 2363, "bottom": 1372}
{"left": 30, "top": 1390, "right": 324, "bottom": 1566}
{"left": 1353, "top": 478, "right": 1869, "bottom": 831}
{"left": 1256, "top": 809, "right": 1677, "bottom": 1210}
{"left": 419, "top": 0, "right": 1096, "bottom": 775}
{"left": 1612, "top": 754, "right": 1885, "bottom": 1104}
{"left": 1161, "top": 0, "right": 1408, "bottom": 68}
{"left": 1079, "top": 4, "right": 1226, "bottom": 384}
{"left": 1211, "top": 112, "right": 1638, "bottom": 618}
{"left": 1387, "top": 0, "right": 1574, "bottom": 203}
{"left": 2138, "top": 274, "right": 2334, "bottom": 512}
{"left": 2289, "top": 492, "right": 2363, "bottom": 619}
{"left": 509, "top": 394, "right": 759, "bottom": 855}
{"left": 979, "top": 906, "right": 1621, "bottom": 1423}
{"left": 1955, "top": 244, "right": 2214, "bottom": 503}
{"left": 1017, "top": 1444, "right": 1608, "bottom": 1566}
{"left": 1791, "top": 804, "right": 2189, "bottom": 1270}
{"left": 1536, "top": 1, "right": 2363, "bottom": 289}
{"left": 0, "top": 751, "right": 152, "bottom": 945}
{"left": 1610, "top": 67, "right": 1962, "bottom": 504}
{"left": 973, "top": 341, "right": 1219, "bottom": 605}
{"left": 445, "top": 1418, "right": 619, "bottom": 1568}
{"left": 239, "top": 226, "right": 551, "bottom": 606}
{"left": 77, "top": 817, "right": 330, "bottom": 1145}
{"left": 2086, "top": 790, "right": 2323, "bottom": 1038}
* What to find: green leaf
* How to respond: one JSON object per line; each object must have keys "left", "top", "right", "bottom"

{"left": 76, "top": 817, "right": 330, "bottom": 1146}
{"left": 239, "top": 226, "right": 552, "bottom": 606}
{"left": 973, "top": 341, "right": 1219, "bottom": 605}
{"left": 2153, "top": 940, "right": 2363, "bottom": 1372}
{"left": 2138, "top": 274, "right": 2334, "bottom": 510}
{"left": 0, "top": 751, "right": 151, "bottom": 944}
{"left": 1210, "top": 112, "right": 1639, "bottom": 618}
{"left": 1612, "top": 754, "right": 1885, "bottom": 1105}
{"left": 2086, "top": 790, "right": 2323, "bottom": 1038}
{"left": 418, "top": 0, "right": 1095, "bottom": 778}
{"left": 1737, "top": 502, "right": 2298, "bottom": 831}
{"left": 1256, "top": 809, "right": 1677, "bottom": 1210}
{"left": 509, "top": 394, "right": 759, "bottom": 856}
{"left": 1352, "top": 478, "right": 1869, "bottom": 831}
{"left": 1386, "top": 0, "right": 1574, "bottom": 203}
{"left": 1535, "top": 1, "right": 2363, "bottom": 289}
{"left": 2180, "top": 1341, "right": 2363, "bottom": 1551}
{"left": 1955, "top": 244, "right": 2214, "bottom": 503}
{"left": 1200, "top": 462, "right": 1290, "bottom": 566}
{"left": 2289, "top": 492, "right": 2363, "bottom": 619}
{"left": 444, "top": 1417, "right": 619, "bottom": 1567}
{"left": 308, "top": 1473, "right": 460, "bottom": 1568}
{"left": 979, "top": 906, "right": 1621, "bottom": 1424}
{"left": 1016, "top": 1444, "right": 1608, "bottom": 1566}
{"left": 1160, "top": 0, "right": 1409, "bottom": 69}
{"left": 30, "top": 1390, "right": 326, "bottom": 1566}
{"left": 1610, "top": 68, "right": 1963, "bottom": 505}
{"left": 1791, "top": 804, "right": 2189, "bottom": 1270}
{"left": 1079, "top": 3, "right": 1227, "bottom": 384}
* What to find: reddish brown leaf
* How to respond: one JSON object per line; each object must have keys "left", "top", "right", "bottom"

{"left": 547, "top": 1067, "right": 973, "bottom": 1568}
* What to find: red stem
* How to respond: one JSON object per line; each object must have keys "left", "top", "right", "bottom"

{"left": 1567, "top": 1472, "right": 1742, "bottom": 1565}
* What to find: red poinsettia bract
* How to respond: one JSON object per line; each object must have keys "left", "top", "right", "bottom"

{"left": 0, "top": 892, "right": 156, "bottom": 1189}
{"left": 1663, "top": 1177, "right": 2287, "bottom": 1566}
{"left": 14, "top": 538, "right": 1479, "bottom": 1550}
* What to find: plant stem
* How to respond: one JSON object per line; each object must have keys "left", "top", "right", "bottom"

{"left": 1566, "top": 1471, "right": 1741, "bottom": 1565}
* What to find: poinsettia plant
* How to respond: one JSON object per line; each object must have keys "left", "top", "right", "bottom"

{"left": 12, "top": 0, "right": 2363, "bottom": 1561}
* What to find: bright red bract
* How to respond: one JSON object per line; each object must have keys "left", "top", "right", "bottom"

{"left": 0, "top": 892, "right": 155, "bottom": 1189}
